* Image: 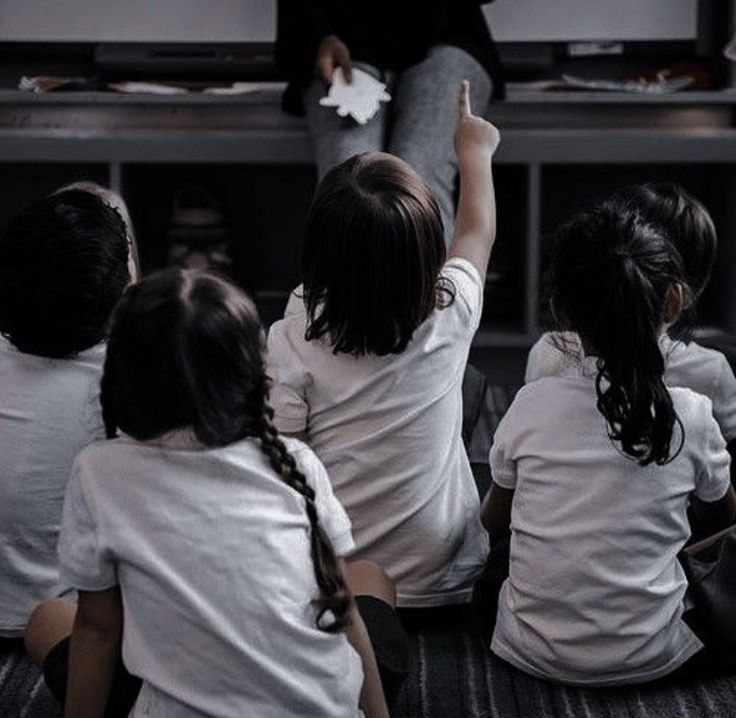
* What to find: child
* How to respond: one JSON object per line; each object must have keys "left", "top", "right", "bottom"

{"left": 28, "top": 270, "right": 397, "bottom": 717}
{"left": 482, "top": 199, "right": 736, "bottom": 685}
{"left": 526, "top": 184, "right": 736, "bottom": 454}
{"left": 0, "top": 186, "right": 134, "bottom": 640}
{"left": 267, "top": 82, "right": 499, "bottom": 607}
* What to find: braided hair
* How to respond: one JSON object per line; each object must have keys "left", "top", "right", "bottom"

{"left": 548, "top": 200, "right": 691, "bottom": 466}
{"left": 255, "top": 404, "right": 351, "bottom": 631}
{"left": 101, "top": 268, "right": 352, "bottom": 631}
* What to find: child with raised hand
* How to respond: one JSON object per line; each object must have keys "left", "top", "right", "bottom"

{"left": 526, "top": 183, "right": 736, "bottom": 460}
{"left": 0, "top": 187, "right": 135, "bottom": 641}
{"left": 482, "top": 199, "right": 736, "bottom": 685}
{"left": 28, "top": 269, "right": 395, "bottom": 718}
{"left": 267, "top": 82, "right": 499, "bottom": 608}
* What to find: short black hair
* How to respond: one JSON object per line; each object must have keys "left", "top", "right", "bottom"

{"left": 0, "top": 189, "right": 130, "bottom": 358}
{"left": 301, "top": 152, "right": 454, "bottom": 357}
{"left": 611, "top": 183, "right": 716, "bottom": 298}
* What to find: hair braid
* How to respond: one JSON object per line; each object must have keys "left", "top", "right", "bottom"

{"left": 256, "top": 400, "right": 352, "bottom": 632}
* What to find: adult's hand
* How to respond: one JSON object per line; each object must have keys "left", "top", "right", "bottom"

{"left": 316, "top": 34, "right": 353, "bottom": 84}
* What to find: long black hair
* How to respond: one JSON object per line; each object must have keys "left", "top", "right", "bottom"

{"left": 302, "top": 152, "right": 454, "bottom": 357}
{"left": 0, "top": 189, "right": 130, "bottom": 358}
{"left": 101, "top": 268, "right": 351, "bottom": 631}
{"left": 549, "top": 200, "right": 691, "bottom": 466}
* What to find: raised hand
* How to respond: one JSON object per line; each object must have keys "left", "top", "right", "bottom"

{"left": 449, "top": 81, "right": 499, "bottom": 277}
{"left": 454, "top": 80, "right": 500, "bottom": 169}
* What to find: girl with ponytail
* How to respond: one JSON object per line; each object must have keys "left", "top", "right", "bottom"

{"left": 28, "top": 269, "right": 399, "bottom": 718}
{"left": 480, "top": 199, "right": 736, "bottom": 685}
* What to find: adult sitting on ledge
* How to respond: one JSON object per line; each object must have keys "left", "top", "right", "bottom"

{"left": 277, "top": 0, "right": 504, "bottom": 244}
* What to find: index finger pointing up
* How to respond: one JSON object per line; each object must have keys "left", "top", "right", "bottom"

{"left": 459, "top": 80, "right": 471, "bottom": 118}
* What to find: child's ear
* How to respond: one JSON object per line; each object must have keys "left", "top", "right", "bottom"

{"left": 663, "top": 283, "right": 685, "bottom": 326}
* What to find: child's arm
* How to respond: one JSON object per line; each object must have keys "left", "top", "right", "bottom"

{"left": 65, "top": 587, "right": 123, "bottom": 718}
{"left": 480, "top": 482, "right": 514, "bottom": 545}
{"left": 448, "top": 81, "right": 500, "bottom": 279}
{"left": 338, "top": 560, "right": 389, "bottom": 718}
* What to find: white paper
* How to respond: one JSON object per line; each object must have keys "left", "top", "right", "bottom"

{"left": 725, "top": 32, "right": 736, "bottom": 61}
{"left": 319, "top": 67, "right": 391, "bottom": 125}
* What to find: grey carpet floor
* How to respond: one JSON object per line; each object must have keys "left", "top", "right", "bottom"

{"left": 4, "top": 621, "right": 736, "bottom": 718}
{"left": 393, "top": 607, "right": 736, "bottom": 718}
{"left": 0, "top": 644, "right": 58, "bottom": 718}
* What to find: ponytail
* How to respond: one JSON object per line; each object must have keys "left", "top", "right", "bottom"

{"left": 256, "top": 402, "right": 352, "bottom": 632}
{"left": 550, "top": 205, "right": 689, "bottom": 466}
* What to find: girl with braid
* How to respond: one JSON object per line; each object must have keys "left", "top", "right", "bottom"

{"left": 481, "top": 198, "right": 736, "bottom": 685}
{"left": 25, "top": 269, "right": 403, "bottom": 717}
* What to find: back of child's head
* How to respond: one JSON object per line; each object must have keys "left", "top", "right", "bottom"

{"left": 611, "top": 183, "right": 716, "bottom": 298}
{"left": 56, "top": 181, "right": 141, "bottom": 282}
{"left": 548, "top": 198, "right": 691, "bottom": 466}
{"left": 102, "top": 268, "right": 351, "bottom": 630}
{"left": 0, "top": 189, "right": 130, "bottom": 358}
{"left": 301, "top": 152, "right": 452, "bottom": 356}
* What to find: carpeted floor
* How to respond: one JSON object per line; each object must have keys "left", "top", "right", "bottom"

{"left": 393, "top": 606, "right": 736, "bottom": 718}
{"left": 0, "top": 642, "right": 59, "bottom": 718}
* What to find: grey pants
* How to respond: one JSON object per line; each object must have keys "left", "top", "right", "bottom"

{"left": 304, "top": 45, "right": 493, "bottom": 245}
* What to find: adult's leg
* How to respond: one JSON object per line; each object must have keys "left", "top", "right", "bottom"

{"left": 346, "top": 560, "right": 410, "bottom": 706}
{"left": 388, "top": 45, "right": 492, "bottom": 245}
{"left": 303, "top": 66, "right": 388, "bottom": 181}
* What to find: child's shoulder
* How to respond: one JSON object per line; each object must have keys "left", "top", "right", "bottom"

{"left": 663, "top": 337, "right": 734, "bottom": 394}
{"left": 664, "top": 336, "right": 728, "bottom": 367}
{"left": 525, "top": 331, "right": 582, "bottom": 383}
{"left": 504, "top": 375, "right": 573, "bottom": 417}
{"left": 668, "top": 384, "right": 716, "bottom": 426}
{"left": 267, "top": 287, "right": 310, "bottom": 346}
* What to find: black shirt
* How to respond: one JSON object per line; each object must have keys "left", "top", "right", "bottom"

{"left": 277, "top": 0, "right": 504, "bottom": 113}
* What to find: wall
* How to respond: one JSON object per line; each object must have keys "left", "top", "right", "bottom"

{"left": 0, "top": 0, "right": 698, "bottom": 44}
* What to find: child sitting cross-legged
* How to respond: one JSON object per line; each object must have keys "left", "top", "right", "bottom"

{"left": 481, "top": 197, "right": 736, "bottom": 685}
{"left": 267, "top": 82, "right": 500, "bottom": 608}
{"left": 0, "top": 186, "right": 135, "bottom": 642}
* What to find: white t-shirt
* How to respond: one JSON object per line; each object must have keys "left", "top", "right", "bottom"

{"left": 491, "top": 358, "right": 731, "bottom": 686}
{"left": 0, "top": 336, "right": 105, "bottom": 637}
{"left": 59, "top": 434, "right": 363, "bottom": 718}
{"left": 267, "top": 257, "right": 489, "bottom": 607}
{"left": 526, "top": 331, "right": 736, "bottom": 441}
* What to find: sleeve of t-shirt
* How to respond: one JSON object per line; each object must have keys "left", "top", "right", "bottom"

{"left": 693, "top": 402, "right": 732, "bottom": 503}
{"left": 441, "top": 257, "right": 484, "bottom": 335}
{"left": 709, "top": 353, "right": 736, "bottom": 443}
{"left": 283, "top": 285, "right": 305, "bottom": 319}
{"left": 58, "top": 457, "right": 117, "bottom": 591}
{"left": 266, "top": 321, "right": 310, "bottom": 435}
{"left": 296, "top": 445, "right": 355, "bottom": 557}
{"left": 489, "top": 410, "right": 518, "bottom": 491}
